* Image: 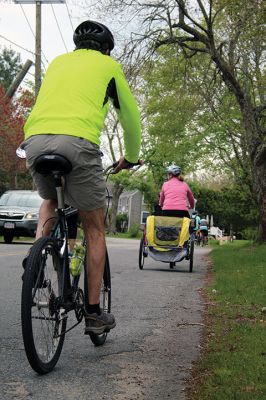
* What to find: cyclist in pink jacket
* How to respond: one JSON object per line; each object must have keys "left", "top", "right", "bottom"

{"left": 159, "top": 165, "right": 195, "bottom": 218}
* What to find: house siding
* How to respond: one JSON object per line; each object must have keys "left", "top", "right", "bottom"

{"left": 117, "top": 190, "right": 149, "bottom": 230}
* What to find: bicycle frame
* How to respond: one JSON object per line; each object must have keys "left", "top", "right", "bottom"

{"left": 49, "top": 173, "right": 73, "bottom": 308}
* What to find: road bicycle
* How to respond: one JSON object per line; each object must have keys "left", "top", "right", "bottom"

{"left": 20, "top": 153, "right": 111, "bottom": 374}
{"left": 19, "top": 151, "right": 141, "bottom": 374}
{"left": 201, "top": 232, "right": 208, "bottom": 246}
{"left": 194, "top": 230, "right": 201, "bottom": 246}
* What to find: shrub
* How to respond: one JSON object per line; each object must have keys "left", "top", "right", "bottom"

{"left": 242, "top": 227, "right": 258, "bottom": 242}
{"left": 116, "top": 213, "right": 128, "bottom": 232}
{"left": 128, "top": 224, "right": 140, "bottom": 238}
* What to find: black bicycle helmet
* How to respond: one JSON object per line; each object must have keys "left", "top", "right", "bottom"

{"left": 73, "top": 20, "right": 114, "bottom": 51}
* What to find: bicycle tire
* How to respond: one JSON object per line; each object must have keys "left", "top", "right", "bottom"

{"left": 138, "top": 237, "right": 145, "bottom": 270}
{"left": 21, "top": 237, "right": 67, "bottom": 374}
{"left": 189, "top": 238, "right": 194, "bottom": 273}
{"left": 84, "top": 250, "right": 111, "bottom": 346}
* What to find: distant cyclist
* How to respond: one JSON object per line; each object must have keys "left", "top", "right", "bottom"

{"left": 22, "top": 20, "right": 141, "bottom": 334}
{"left": 199, "top": 218, "right": 209, "bottom": 245}
{"left": 191, "top": 210, "right": 200, "bottom": 228}
{"left": 191, "top": 210, "right": 200, "bottom": 242}
{"left": 159, "top": 165, "right": 195, "bottom": 218}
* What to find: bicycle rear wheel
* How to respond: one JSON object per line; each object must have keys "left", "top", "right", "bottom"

{"left": 189, "top": 238, "right": 194, "bottom": 273}
{"left": 138, "top": 237, "right": 145, "bottom": 270}
{"left": 84, "top": 250, "right": 111, "bottom": 346}
{"left": 21, "top": 237, "right": 67, "bottom": 374}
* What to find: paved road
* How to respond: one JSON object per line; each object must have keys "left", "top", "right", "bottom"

{"left": 0, "top": 238, "right": 209, "bottom": 400}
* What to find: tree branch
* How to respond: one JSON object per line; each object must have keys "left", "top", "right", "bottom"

{"left": 155, "top": 35, "right": 208, "bottom": 53}
{"left": 197, "top": 0, "right": 210, "bottom": 27}
{"left": 175, "top": 0, "right": 209, "bottom": 35}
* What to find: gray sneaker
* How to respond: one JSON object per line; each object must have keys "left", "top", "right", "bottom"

{"left": 84, "top": 311, "right": 116, "bottom": 335}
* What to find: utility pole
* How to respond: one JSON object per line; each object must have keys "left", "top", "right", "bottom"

{"left": 13, "top": 1, "right": 65, "bottom": 98}
{"left": 35, "top": 1, "right": 42, "bottom": 97}
{"left": 6, "top": 59, "right": 33, "bottom": 98}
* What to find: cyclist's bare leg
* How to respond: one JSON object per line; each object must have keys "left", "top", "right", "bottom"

{"left": 36, "top": 199, "right": 58, "bottom": 239}
{"left": 79, "top": 207, "right": 106, "bottom": 306}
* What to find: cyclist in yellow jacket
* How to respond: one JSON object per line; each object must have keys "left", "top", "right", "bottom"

{"left": 22, "top": 20, "right": 141, "bottom": 334}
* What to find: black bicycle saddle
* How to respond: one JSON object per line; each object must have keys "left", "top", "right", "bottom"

{"left": 34, "top": 154, "right": 72, "bottom": 175}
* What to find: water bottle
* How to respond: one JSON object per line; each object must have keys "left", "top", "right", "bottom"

{"left": 69, "top": 244, "right": 85, "bottom": 276}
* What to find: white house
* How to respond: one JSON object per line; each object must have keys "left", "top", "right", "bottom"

{"left": 117, "top": 190, "right": 149, "bottom": 230}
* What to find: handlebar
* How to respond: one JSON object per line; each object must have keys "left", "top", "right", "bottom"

{"left": 104, "top": 159, "right": 143, "bottom": 174}
{"left": 112, "top": 159, "right": 143, "bottom": 169}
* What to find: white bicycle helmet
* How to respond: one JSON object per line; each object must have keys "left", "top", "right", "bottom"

{"left": 166, "top": 164, "right": 181, "bottom": 176}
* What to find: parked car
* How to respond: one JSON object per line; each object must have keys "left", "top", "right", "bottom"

{"left": 0, "top": 190, "right": 42, "bottom": 243}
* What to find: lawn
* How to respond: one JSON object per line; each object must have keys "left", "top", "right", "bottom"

{"left": 188, "top": 241, "right": 266, "bottom": 400}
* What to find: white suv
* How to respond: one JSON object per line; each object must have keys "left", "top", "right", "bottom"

{"left": 0, "top": 190, "right": 42, "bottom": 244}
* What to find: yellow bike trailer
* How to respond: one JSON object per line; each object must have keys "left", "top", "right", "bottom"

{"left": 139, "top": 216, "right": 195, "bottom": 272}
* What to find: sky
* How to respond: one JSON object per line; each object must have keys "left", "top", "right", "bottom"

{"left": 0, "top": 0, "right": 129, "bottom": 80}
{"left": 0, "top": 1, "right": 80, "bottom": 69}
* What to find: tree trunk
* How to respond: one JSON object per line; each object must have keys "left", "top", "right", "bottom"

{"left": 239, "top": 100, "right": 266, "bottom": 241}
{"left": 107, "top": 182, "right": 124, "bottom": 233}
{"left": 254, "top": 161, "right": 266, "bottom": 241}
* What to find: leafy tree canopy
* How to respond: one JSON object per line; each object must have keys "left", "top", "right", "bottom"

{"left": 0, "top": 47, "right": 22, "bottom": 91}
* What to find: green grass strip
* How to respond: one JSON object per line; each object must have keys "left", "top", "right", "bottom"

{"left": 189, "top": 241, "right": 266, "bottom": 400}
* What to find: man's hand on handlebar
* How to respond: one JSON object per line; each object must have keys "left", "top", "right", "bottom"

{"left": 112, "top": 157, "right": 144, "bottom": 174}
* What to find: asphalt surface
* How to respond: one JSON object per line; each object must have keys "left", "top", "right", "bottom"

{"left": 0, "top": 238, "right": 209, "bottom": 400}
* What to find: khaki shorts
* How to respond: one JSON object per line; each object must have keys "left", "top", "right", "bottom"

{"left": 22, "top": 134, "right": 106, "bottom": 211}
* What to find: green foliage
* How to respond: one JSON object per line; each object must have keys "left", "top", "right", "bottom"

{"left": 116, "top": 213, "right": 128, "bottom": 232}
{"left": 128, "top": 223, "right": 140, "bottom": 238}
{"left": 142, "top": 48, "right": 203, "bottom": 182}
{"left": 190, "top": 182, "right": 258, "bottom": 236}
{"left": 142, "top": 45, "right": 256, "bottom": 189}
{"left": 0, "top": 47, "right": 22, "bottom": 90}
{"left": 109, "top": 169, "right": 159, "bottom": 212}
{"left": 242, "top": 227, "right": 259, "bottom": 242}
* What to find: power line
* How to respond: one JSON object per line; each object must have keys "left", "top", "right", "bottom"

{"left": 19, "top": 4, "right": 49, "bottom": 67}
{"left": 0, "top": 33, "right": 48, "bottom": 73}
{"left": 0, "top": 33, "right": 35, "bottom": 58}
{"left": 19, "top": 5, "right": 35, "bottom": 40}
{"left": 65, "top": 0, "right": 74, "bottom": 31}
{"left": 51, "top": 4, "right": 69, "bottom": 53}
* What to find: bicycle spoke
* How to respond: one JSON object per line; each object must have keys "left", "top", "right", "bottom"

{"left": 21, "top": 237, "right": 67, "bottom": 373}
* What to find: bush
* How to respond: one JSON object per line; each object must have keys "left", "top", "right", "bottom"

{"left": 242, "top": 227, "right": 258, "bottom": 242}
{"left": 128, "top": 224, "right": 140, "bottom": 238}
{"left": 116, "top": 213, "right": 128, "bottom": 232}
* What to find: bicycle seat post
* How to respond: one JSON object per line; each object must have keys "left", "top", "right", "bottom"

{"left": 53, "top": 172, "right": 65, "bottom": 210}
{"left": 33, "top": 154, "right": 72, "bottom": 212}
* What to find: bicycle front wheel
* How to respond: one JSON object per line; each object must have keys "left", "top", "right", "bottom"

{"left": 21, "top": 237, "right": 67, "bottom": 374}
